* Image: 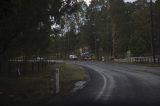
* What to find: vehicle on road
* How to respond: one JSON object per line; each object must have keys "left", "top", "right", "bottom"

{"left": 69, "top": 55, "right": 78, "bottom": 60}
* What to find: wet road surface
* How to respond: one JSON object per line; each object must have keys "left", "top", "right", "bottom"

{"left": 65, "top": 61, "right": 160, "bottom": 106}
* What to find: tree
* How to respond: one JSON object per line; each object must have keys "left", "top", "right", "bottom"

{"left": 78, "top": 0, "right": 113, "bottom": 59}
{"left": 58, "top": 1, "right": 88, "bottom": 57}
{"left": 0, "top": 0, "right": 79, "bottom": 56}
{"left": 0, "top": 0, "right": 79, "bottom": 72}
{"left": 128, "top": 0, "right": 152, "bottom": 56}
{"left": 108, "top": 0, "right": 131, "bottom": 58}
{"left": 155, "top": 0, "right": 160, "bottom": 54}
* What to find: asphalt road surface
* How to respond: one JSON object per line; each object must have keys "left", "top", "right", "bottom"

{"left": 64, "top": 61, "right": 160, "bottom": 106}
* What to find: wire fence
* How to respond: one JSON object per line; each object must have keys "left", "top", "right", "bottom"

{"left": 0, "top": 58, "right": 59, "bottom": 77}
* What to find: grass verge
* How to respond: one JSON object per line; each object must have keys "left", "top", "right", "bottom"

{"left": 0, "top": 63, "right": 88, "bottom": 105}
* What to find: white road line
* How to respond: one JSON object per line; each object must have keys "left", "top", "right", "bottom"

{"left": 72, "top": 62, "right": 115, "bottom": 102}
{"left": 94, "top": 72, "right": 107, "bottom": 101}
{"left": 102, "top": 72, "right": 115, "bottom": 101}
{"left": 94, "top": 71, "right": 115, "bottom": 102}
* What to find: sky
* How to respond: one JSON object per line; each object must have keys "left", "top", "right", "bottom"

{"left": 84, "top": 0, "right": 137, "bottom": 5}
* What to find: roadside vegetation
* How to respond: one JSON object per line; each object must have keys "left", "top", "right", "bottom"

{"left": 0, "top": 64, "right": 88, "bottom": 105}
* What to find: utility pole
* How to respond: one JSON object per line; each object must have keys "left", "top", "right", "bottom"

{"left": 150, "top": 0, "right": 156, "bottom": 63}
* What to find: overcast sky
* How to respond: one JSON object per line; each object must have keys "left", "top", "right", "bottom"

{"left": 84, "top": 0, "right": 137, "bottom": 5}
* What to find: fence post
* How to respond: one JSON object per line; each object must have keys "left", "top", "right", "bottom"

{"left": 55, "top": 68, "right": 60, "bottom": 94}
{"left": 37, "top": 60, "right": 40, "bottom": 72}
{"left": 17, "top": 67, "right": 21, "bottom": 79}
{"left": 31, "top": 60, "right": 34, "bottom": 73}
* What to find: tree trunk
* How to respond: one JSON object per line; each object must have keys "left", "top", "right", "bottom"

{"left": 112, "top": 22, "right": 117, "bottom": 59}
{"left": 0, "top": 53, "right": 9, "bottom": 76}
{"left": 0, "top": 54, "right": 2, "bottom": 73}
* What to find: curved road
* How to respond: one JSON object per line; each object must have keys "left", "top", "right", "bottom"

{"left": 65, "top": 61, "right": 160, "bottom": 106}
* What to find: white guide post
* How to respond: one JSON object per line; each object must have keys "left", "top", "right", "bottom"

{"left": 55, "top": 68, "right": 60, "bottom": 94}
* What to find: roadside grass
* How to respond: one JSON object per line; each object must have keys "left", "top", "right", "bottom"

{"left": 59, "top": 64, "right": 88, "bottom": 94}
{"left": 0, "top": 64, "right": 88, "bottom": 105}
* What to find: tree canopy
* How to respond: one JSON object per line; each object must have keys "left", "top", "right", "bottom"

{"left": 0, "top": 0, "right": 79, "bottom": 57}
{"left": 0, "top": 0, "right": 160, "bottom": 59}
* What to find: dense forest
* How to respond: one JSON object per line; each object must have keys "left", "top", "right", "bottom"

{"left": 0, "top": 0, "right": 79, "bottom": 73}
{"left": 62, "top": 0, "right": 160, "bottom": 59}
{"left": 0, "top": 0, "right": 160, "bottom": 61}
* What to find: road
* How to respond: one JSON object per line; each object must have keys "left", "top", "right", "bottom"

{"left": 64, "top": 61, "right": 160, "bottom": 106}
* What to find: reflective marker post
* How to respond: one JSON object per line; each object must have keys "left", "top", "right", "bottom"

{"left": 55, "top": 68, "right": 60, "bottom": 94}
